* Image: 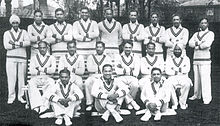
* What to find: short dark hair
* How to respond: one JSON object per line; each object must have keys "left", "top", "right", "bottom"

{"left": 55, "top": 8, "right": 64, "bottom": 14}
{"left": 38, "top": 41, "right": 48, "bottom": 47}
{"left": 34, "top": 9, "right": 43, "bottom": 15}
{"left": 59, "top": 68, "right": 70, "bottom": 76}
{"left": 81, "top": 6, "right": 89, "bottom": 12}
{"left": 67, "top": 40, "right": 76, "bottom": 47}
{"left": 102, "top": 64, "right": 113, "bottom": 71}
{"left": 151, "top": 67, "right": 162, "bottom": 74}
{"left": 146, "top": 42, "right": 155, "bottom": 48}
{"left": 129, "top": 9, "right": 138, "bottom": 15}
{"left": 172, "top": 13, "right": 181, "bottom": 20}
{"left": 199, "top": 17, "right": 209, "bottom": 23}
{"left": 104, "top": 7, "right": 113, "bottom": 14}
{"left": 96, "top": 41, "right": 105, "bottom": 48}
{"left": 122, "top": 39, "right": 133, "bottom": 47}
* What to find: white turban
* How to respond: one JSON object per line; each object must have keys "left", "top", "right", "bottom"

{"left": 174, "top": 43, "right": 184, "bottom": 50}
{"left": 9, "top": 14, "right": 20, "bottom": 24}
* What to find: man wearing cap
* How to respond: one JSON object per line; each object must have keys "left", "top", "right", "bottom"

{"left": 27, "top": 9, "right": 53, "bottom": 57}
{"left": 49, "top": 8, "right": 73, "bottom": 58}
{"left": 3, "top": 14, "right": 31, "bottom": 104}
{"left": 165, "top": 44, "right": 192, "bottom": 109}
{"left": 28, "top": 41, "right": 56, "bottom": 114}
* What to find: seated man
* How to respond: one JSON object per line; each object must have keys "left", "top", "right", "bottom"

{"left": 115, "top": 40, "right": 140, "bottom": 110}
{"left": 85, "top": 41, "right": 112, "bottom": 111}
{"left": 91, "top": 64, "right": 129, "bottom": 123}
{"left": 28, "top": 41, "right": 56, "bottom": 114}
{"left": 46, "top": 68, "right": 84, "bottom": 126}
{"left": 140, "top": 67, "right": 169, "bottom": 121}
{"left": 165, "top": 44, "right": 192, "bottom": 109}
{"left": 139, "top": 42, "right": 165, "bottom": 90}
{"left": 58, "top": 41, "right": 85, "bottom": 90}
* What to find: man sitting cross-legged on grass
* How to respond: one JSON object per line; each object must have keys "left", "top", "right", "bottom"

{"left": 45, "top": 68, "right": 84, "bottom": 126}
{"left": 140, "top": 67, "right": 170, "bottom": 121}
{"left": 91, "top": 64, "right": 129, "bottom": 123}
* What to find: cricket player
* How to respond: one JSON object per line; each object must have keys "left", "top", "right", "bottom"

{"left": 98, "top": 8, "right": 122, "bottom": 58}
{"left": 58, "top": 41, "right": 85, "bottom": 90}
{"left": 188, "top": 18, "right": 214, "bottom": 104}
{"left": 122, "top": 9, "right": 145, "bottom": 57}
{"left": 72, "top": 7, "right": 99, "bottom": 59}
{"left": 144, "top": 13, "right": 166, "bottom": 59}
{"left": 165, "top": 44, "right": 192, "bottom": 109}
{"left": 27, "top": 9, "right": 53, "bottom": 57}
{"left": 139, "top": 42, "right": 165, "bottom": 90}
{"left": 91, "top": 64, "right": 129, "bottom": 123}
{"left": 28, "top": 41, "right": 56, "bottom": 113}
{"left": 115, "top": 40, "right": 140, "bottom": 110}
{"left": 49, "top": 8, "right": 73, "bottom": 57}
{"left": 3, "top": 14, "right": 31, "bottom": 104}
{"left": 85, "top": 41, "right": 112, "bottom": 111}
{"left": 46, "top": 68, "right": 84, "bottom": 126}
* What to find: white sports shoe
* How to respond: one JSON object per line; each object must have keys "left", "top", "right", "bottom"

{"left": 127, "top": 104, "right": 133, "bottom": 110}
{"left": 154, "top": 112, "right": 162, "bottom": 120}
{"left": 189, "top": 96, "right": 198, "bottom": 100}
{"left": 64, "top": 115, "right": 72, "bottom": 126}
{"left": 86, "top": 105, "right": 93, "bottom": 111}
{"left": 140, "top": 111, "right": 151, "bottom": 122}
{"left": 131, "top": 101, "right": 140, "bottom": 110}
{"left": 55, "top": 117, "right": 63, "bottom": 125}
{"left": 180, "top": 104, "right": 188, "bottom": 110}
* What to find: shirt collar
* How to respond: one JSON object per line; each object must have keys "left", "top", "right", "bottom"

{"left": 37, "top": 52, "right": 50, "bottom": 58}
{"left": 104, "top": 18, "right": 115, "bottom": 24}
{"left": 172, "top": 24, "right": 183, "bottom": 30}
{"left": 121, "top": 52, "right": 134, "bottom": 57}
{"left": 11, "top": 28, "right": 21, "bottom": 33}
{"left": 34, "top": 21, "right": 45, "bottom": 27}
{"left": 150, "top": 23, "right": 160, "bottom": 28}
{"left": 129, "top": 20, "right": 139, "bottom": 25}
{"left": 55, "top": 21, "right": 66, "bottom": 26}
{"left": 58, "top": 80, "right": 71, "bottom": 87}
{"left": 80, "top": 18, "right": 91, "bottom": 24}
{"left": 67, "top": 53, "right": 78, "bottom": 58}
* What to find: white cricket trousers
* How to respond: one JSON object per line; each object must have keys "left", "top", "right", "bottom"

{"left": 6, "top": 59, "right": 26, "bottom": 102}
{"left": 193, "top": 64, "right": 212, "bottom": 103}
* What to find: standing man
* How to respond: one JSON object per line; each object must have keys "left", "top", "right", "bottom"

{"left": 115, "top": 40, "right": 140, "bottom": 110}
{"left": 72, "top": 7, "right": 99, "bottom": 59}
{"left": 165, "top": 14, "right": 189, "bottom": 59}
{"left": 165, "top": 44, "right": 192, "bottom": 109}
{"left": 58, "top": 41, "right": 85, "bottom": 90}
{"left": 3, "top": 14, "right": 30, "bottom": 104}
{"left": 91, "top": 64, "right": 129, "bottom": 123}
{"left": 144, "top": 13, "right": 166, "bottom": 59}
{"left": 46, "top": 68, "right": 84, "bottom": 126}
{"left": 139, "top": 42, "right": 165, "bottom": 90}
{"left": 27, "top": 9, "right": 53, "bottom": 57}
{"left": 28, "top": 41, "right": 56, "bottom": 113}
{"left": 122, "top": 9, "right": 145, "bottom": 57}
{"left": 49, "top": 8, "right": 73, "bottom": 57}
{"left": 85, "top": 41, "right": 112, "bottom": 111}
{"left": 140, "top": 67, "right": 169, "bottom": 121}
{"left": 98, "top": 8, "right": 122, "bottom": 58}
{"left": 188, "top": 18, "right": 214, "bottom": 104}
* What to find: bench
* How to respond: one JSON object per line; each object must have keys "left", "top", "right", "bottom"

{"left": 23, "top": 57, "right": 116, "bottom": 109}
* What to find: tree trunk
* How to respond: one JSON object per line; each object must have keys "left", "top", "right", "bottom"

{"left": 5, "top": 0, "right": 12, "bottom": 17}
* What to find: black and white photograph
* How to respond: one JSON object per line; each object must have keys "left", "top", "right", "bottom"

{"left": 0, "top": 0, "right": 220, "bottom": 126}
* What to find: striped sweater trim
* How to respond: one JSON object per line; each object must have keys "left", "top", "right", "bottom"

{"left": 6, "top": 56, "right": 26, "bottom": 60}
